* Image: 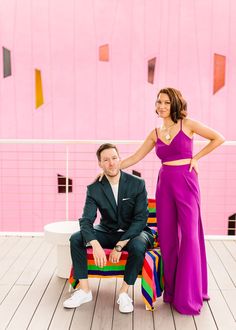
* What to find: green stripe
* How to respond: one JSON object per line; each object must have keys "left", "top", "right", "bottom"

{"left": 142, "top": 279, "right": 153, "bottom": 297}
{"left": 88, "top": 265, "right": 125, "bottom": 271}
{"left": 148, "top": 207, "right": 156, "bottom": 212}
{"left": 159, "top": 260, "right": 164, "bottom": 289}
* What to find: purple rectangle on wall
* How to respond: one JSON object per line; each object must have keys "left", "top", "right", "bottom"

{"left": 3, "top": 47, "right": 12, "bottom": 78}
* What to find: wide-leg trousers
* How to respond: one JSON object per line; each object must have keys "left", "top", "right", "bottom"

{"left": 156, "top": 164, "right": 209, "bottom": 315}
{"left": 70, "top": 229, "right": 153, "bottom": 285}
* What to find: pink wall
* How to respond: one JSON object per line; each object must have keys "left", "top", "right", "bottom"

{"left": 0, "top": 0, "right": 235, "bottom": 233}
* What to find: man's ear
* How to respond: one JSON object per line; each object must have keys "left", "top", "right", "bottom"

{"left": 98, "top": 161, "right": 102, "bottom": 169}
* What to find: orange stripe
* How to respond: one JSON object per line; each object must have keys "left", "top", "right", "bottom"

{"left": 147, "top": 218, "right": 156, "bottom": 223}
{"left": 87, "top": 260, "right": 127, "bottom": 266}
{"left": 106, "top": 260, "right": 127, "bottom": 266}
{"left": 148, "top": 202, "right": 156, "bottom": 207}
{"left": 142, "top": 268, "right": 153, "bottom": 288}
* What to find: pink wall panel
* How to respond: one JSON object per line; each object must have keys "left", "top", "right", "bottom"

{"left": 0, "top": 0, "right": 236, "bottom": 233}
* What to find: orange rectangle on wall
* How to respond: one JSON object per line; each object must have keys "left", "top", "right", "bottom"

{"left": 99, "top": 44, "right": 109, "bottom": 61}
{"left": 213, "top": 54, "right": 226, "bottom": 94}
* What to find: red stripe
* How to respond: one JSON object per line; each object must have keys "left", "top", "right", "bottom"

{"left": 143, "top": 258, "right": 152, "bottom": 278}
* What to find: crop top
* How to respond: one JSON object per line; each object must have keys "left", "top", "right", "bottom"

{"left": 155, "top": 120, "right": 193, "bottom": 163}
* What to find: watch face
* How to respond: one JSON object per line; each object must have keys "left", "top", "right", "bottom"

{"left": 115, "top": 245, "right": 122, "bottom": 252}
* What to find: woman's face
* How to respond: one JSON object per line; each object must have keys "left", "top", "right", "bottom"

{"left": 156, "top": 93, "right": 171, "bottom": 119}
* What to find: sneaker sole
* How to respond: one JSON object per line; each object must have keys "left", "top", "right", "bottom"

{"left": 119, "top": 307, "right": 134, "bottom": 313}
{"left": 63, "top": 296, "right": 92, "bottom": 309}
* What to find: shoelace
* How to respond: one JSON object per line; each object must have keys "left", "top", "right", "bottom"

{"left": 117, "top": 294, "right": 133, "bottom": 306}
{"left": 68, "top": 290, "right": 82, "bottom": 300}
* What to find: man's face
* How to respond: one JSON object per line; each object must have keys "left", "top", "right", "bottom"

{"left": 99, "top": 148, "right": 120, "bottom": 178}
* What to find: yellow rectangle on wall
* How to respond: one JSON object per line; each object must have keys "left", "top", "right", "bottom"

{"left": 35, "top": 69, "right": 44, "bottom": 108}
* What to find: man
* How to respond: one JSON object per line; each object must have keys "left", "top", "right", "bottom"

{"left": 63, "top": 143, "right": 154, "bottom": 313}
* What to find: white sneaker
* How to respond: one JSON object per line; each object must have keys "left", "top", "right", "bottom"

{"left": 63, "top": 289, "right": 92, "bottom": 308}
{"left": 117, "top": 292, "right": 134, "bottom": 313}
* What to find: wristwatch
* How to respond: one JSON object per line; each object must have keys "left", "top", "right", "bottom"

{"left": 114, "top": 245, "right": 123, "bottom": 252}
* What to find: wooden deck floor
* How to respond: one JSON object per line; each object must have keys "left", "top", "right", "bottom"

{"left": 0, "top": 236, "right": 235, "bottom": 330}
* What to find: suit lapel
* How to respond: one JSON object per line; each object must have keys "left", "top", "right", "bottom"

{"left": 118, "top": 171, "right": 127, "bottom": 213}
{"left": 100, "top": 176, "right": 117, "bottom": 213}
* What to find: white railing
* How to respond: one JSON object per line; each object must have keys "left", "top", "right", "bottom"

{"left": 0, "top": 139, "right": 235, "bottom": 236}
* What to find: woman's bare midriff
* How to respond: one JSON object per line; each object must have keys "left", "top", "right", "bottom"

{"left": 163, "top": 158, "right": 192, "bottom": 166}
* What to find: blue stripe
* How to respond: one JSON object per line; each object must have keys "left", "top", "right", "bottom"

{"left": 88, "top": 270, "right": 124, "bottom": 276}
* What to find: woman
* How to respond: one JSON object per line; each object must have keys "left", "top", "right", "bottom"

{"left": 119, "top": 87, "right": 225, "bottom": 315}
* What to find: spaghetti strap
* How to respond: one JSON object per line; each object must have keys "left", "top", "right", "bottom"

{"left": 155, "top": 128, "right": 158, "bottom": 139}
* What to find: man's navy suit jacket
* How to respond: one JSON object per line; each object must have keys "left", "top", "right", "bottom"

{"left": 79, "top": 171, "right": 153, "bottom": 245}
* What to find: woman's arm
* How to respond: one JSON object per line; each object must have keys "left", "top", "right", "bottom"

{"left": 185, "top": 118, "right": 225, "bottom": 160}
{"left": 185, "top": 118, "right": 225, "bottom": 172}
{"left": 120, "top": 129, "right": 157, "bottom": 169}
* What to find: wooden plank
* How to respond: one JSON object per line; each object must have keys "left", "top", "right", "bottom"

{"left": 0, "top": 238, "right": 20, "bottom": 303}
{"left": 186, "top": 264, "right": 217, "bottom": 330}
{"left": 221, "top": 288, "right": 236, "bottom": 321}
{"left": 0, "top": 236, "right": 7, "bottom": 246}
{"left": 0, "top": 285, "right": 29, "bottom": 330}
{"left": 1, "top": 237, "right": 235, "bottom": 330}
{"left": 91, "top": 278, "right": 117, "bottom": 330}
{"left": 133, "top": 278, "right": 154, "bottom": 330}
{"left": 208, "top": 289, "right": 236, "bottom": 329}
{"left": 7, "top": 247, "right": 57, "bottom": 330}
{"left": 224, "top": 241, "right": 236, "bottom": 261}
{"left": 172, "top": 309, "right": 196, "bottom": 330}
{"left": 48, "top": 282, "right": 76, "bottom": 330}
{"left": 0, "top": 236, "right": 20, "bottom": 260}
{"left": 0, "top": 284, "right": 15, "bottom": 305}
{"left": 112, "top": 278, "right": 133, "bottom": 330}
{"left": 153, "top": 298, "right": 175, "bottom": 330}
{"left": 210, "top": 240, "right": 236, "bottom": 286}
{"left": 27, "top": 274, "right": 66, "bottom": 330}
{"left": 207, "top": 265, "right": 219, "bottom": 290}
{"left": 16, "top": 240, "right": 54, "bottom": 285}
{"left": 0, "top": 237, "right": 32, "bottom": 280}
{"left": 207, "top": 265, "right": 219, "bottom": 291}
{"left": 69, "top": 278, "right": 100, "bottom": 330}
{"left": 205, "top": 241, "right": 234, "bottom": 290}
{"left": 194, "top": 302, "right": 217, "bottom": 329}
{"left": 0, "top": 237, "right": 43, "bottom": 285}
{"left": 0, "top": 239, "right": 52, "bottom": 307}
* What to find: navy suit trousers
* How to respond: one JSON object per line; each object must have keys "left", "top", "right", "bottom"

{"left": 70, "top": 229, "right": 153, "bottom": 285}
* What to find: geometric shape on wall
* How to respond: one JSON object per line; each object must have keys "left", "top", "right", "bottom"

{"left": 148, "top": 57, "right": 156, "bottom": 84}
{"left": 3, "top": 47, "right": 12, "bottom": 78}
{"left": 99, "top": 44, "right": 109, "bottom": 61}
{"left": 35, "top": 69, "right": 44, "bottom": 108}
{"left": 213, "top": 53, "right": 226, "bottom": 94}
{"left": 132, "top": 170, "right": 141, "bottom": 177}
{"left": 228, "top": 213, "right": 236, "bottom": 236}
{"left": 57, "top": 174, "right": 73, "bottom": 193}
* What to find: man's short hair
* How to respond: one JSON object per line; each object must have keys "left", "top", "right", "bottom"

{"left": 96, "top": 143, "right": 119, "bottom": 161}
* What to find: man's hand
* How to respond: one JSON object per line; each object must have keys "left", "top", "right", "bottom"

{"left": 90, "top": 241, "right": 107, "bottom": 268}
{"left": 109, "top": 249, "right": 122, "bottom": 263}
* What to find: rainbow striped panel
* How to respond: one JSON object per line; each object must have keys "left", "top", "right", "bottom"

{"left": 69, "top": 199, "right": 163, "bottom": 310}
